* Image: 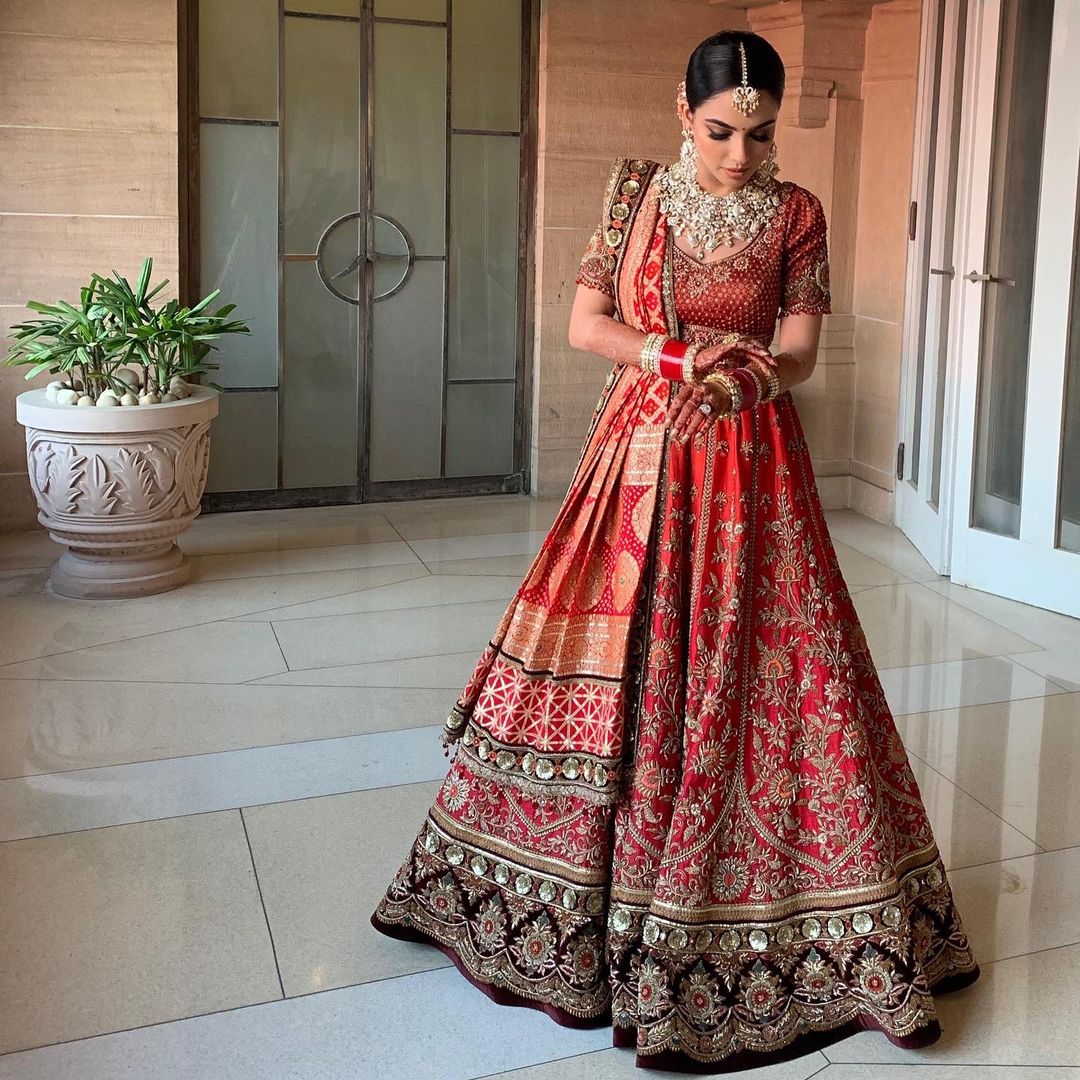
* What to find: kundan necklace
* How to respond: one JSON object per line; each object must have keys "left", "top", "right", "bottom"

{"left": 657, "top": 139, "right": 782, "bottom": 261}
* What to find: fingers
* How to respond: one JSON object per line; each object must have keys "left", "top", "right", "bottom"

{"left": 669, "top": 388, "right": 705, "bottom": 439}
{"left": 665, "top": 383, "right": 695, "bottom": 423}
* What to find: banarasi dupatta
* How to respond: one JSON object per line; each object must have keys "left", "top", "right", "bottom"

{"left": 371, "top": 157, "right": 980, "bottom": 1073}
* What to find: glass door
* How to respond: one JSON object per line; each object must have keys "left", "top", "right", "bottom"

{"left": 947, "top": 0, "right": 1080, "bottom": 616}
{"left": 194, "top": 0, "right": 532, "bottom": 508}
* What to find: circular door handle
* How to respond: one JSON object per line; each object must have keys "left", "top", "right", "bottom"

{"left": 315, "top": 212, "right": 416, "bottom": 304}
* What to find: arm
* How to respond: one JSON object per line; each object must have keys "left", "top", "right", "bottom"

{"left": 769, "top": 310, "right": 824, "bottom": 392}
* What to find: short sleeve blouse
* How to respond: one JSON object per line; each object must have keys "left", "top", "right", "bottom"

{"left": 574, "top": 170, "right": 832, "bottom": 346}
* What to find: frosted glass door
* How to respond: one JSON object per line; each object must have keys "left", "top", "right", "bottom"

{"left": 198, "top": 0, "right": 529, "bottom": 504}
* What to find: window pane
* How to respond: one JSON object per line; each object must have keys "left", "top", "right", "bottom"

{"left": 205, "top": 392, "right": 278, "bottom": 492}
{"left": 199, "top": 122, "right": 279, "bottom": 388}
{"left": 375, "top": 0, "right": 445, "bottom": 19}
{"left": 282, "top": 261, "right": 359, "bottom": 489}
{"left": 373, "top": 22, "right": 446, "bottom": 256}
{"left": 1058, "top": 173, "right": 1080, "bottom": 553}
{"left": 370, "top": 261, "right": 445, "bottom": 481}
{"left": 283, "top": 14, "right": 360, "bottom": 254}
{"left": 970, "top": 0, "right": 1054, "bottom": 536}
{"left": 448, "top": 134, "right": 520, "bottom": 380}
{"left": 451, "top": 0, "right": 521, "bottom": 132}
{"left": 199, "top": 0, "right": 277, "bottom": 121}
{"left": 445, "top": 382, "right": 514, "bottom": 477}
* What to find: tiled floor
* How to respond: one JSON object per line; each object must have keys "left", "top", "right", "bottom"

{"left": 1, "top": 496, "right": 1079, "bottom": 1079}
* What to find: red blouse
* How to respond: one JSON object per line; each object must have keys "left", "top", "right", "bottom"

{"left": 575, "top": 177, "right": 831, "bottom": 350}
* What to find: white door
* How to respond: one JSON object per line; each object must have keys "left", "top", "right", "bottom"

{"left": 898, "top": 0, "right": 1075, "bottom": 613}
{"left": 895, "top": 0, "right": 971, "bottom": 573}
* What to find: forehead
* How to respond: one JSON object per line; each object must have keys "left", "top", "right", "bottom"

{"left": 693, "top": 90, "right": 779, "bottom": 128}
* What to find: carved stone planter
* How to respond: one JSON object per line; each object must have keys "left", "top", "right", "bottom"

{"left": 15, "top": 387, "right": 219, "bottom": 599}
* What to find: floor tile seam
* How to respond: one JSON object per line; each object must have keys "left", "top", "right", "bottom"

{"left": 892, "top": 688, "right": 1080, "bottom": 720}
{"left": 466, "top": 1047, "right": 630, "bottom": 1080}
{"left": 239, "top": 807, "right": 287, "bottom": 1001}
{"left": 224, "top": 574, "right": 463, "bottom": 624}
{"left": 825, "top": 533, "right": 936, "bottom": 582}
{"left": 265, "top": 593, "right": 517, "bottom": 630}
{"left": 0, "top": 717, "right": 448, "bottom": 782}
{"left": 265, "top": 645, "right": 487, "bottom": 676}
{"left": 267, "top": 622, "right": 289, "bottom": 675}
{"left": 0, "top": 595, "right": 334, "bottom": 671}
{"left": 189, "top": 551, "right": 425, "bottom": 584}
{"left": 0, "top": 772, "right": 446, "bottom": 846}
{"left": 385, "top": 516, "right": 435, "bottom": 575}
{"left": 1006, "top": 652, "right": 1078, "bottom": 694}
{"left": 908, "top": 581, "right": 1045, "bottom": 655}
{"left": 876, "top": 650, "right": 1052, "bottom": 675}
{"left": 903, "top": 747, "right": 1043, "bottom": 850}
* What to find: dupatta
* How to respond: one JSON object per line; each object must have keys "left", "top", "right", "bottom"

{"left": 438, "top": 159, "right": 678, "bottom": 806}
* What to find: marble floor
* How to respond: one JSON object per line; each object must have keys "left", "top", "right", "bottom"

{"left": 1, "top": 495, "right": 1079, "bottom": 1079}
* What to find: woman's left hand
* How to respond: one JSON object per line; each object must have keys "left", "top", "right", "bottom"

{"left": 666, "top": 379, "right": 731, "bottom": 441}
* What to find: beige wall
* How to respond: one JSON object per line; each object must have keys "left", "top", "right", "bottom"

{"left": 0, "top": 0, "right": 921, "bottom": 530}
{"left": 850, "top": 0, "right": 922, "bottom": 521}
{"left": 0, "top": 0, "right": 179, "bottom": 530}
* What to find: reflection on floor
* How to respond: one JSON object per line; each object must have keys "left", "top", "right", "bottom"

{"left": 1, "top": 497, "right": 1079, "bottom": 1079}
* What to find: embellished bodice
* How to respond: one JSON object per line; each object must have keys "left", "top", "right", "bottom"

{"left": 576, "top": 167, "right": 832, "bottom": 351}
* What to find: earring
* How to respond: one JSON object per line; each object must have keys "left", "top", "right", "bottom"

{"left": 755, "top": 142, "right": 779, "bottom": 181}
{"left": 679, "top": 127, "right": 698, "bottom": 170}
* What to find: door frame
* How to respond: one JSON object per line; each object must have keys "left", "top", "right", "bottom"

{"left": 179, "top": 0, "right": 540, "bottom": 512}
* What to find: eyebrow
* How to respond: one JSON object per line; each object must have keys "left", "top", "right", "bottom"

{"left": 703, "top": 117, "right": 777, "bottom": 131}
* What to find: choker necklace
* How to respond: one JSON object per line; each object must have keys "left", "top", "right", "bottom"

{"left": 657, "top": 142, "right": 782, "bottom": 261}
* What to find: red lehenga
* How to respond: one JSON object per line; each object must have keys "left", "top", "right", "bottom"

{"left": 371, "top": 157, "right": 980, "bottom": 1072}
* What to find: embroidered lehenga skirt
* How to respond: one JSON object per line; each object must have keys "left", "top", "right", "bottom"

{"left": 371, "top": 159, "right": 980, "bottom": 1072}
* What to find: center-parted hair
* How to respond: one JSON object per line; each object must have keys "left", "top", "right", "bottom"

{"left": 685, "top": 31, "right": 786, "bottom": 111}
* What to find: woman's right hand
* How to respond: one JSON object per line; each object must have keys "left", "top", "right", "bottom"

{"left": 691, "top": 337, "right": 775, "bottom": 382}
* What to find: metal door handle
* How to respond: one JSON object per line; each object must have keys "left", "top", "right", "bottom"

{"left": 964, "top": 270, "right": 1016, "bottom": 286}
{"left": 930, "top": 267, "right": 955, "bottom": 277}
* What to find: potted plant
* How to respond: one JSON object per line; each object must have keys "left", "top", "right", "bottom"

{"left": 5, "top": 257, "right": 250, "bottom": 599}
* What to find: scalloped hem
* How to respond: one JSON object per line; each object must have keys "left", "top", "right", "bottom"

{"left": 371, "top": 909, "right": 979, "bottom": 1073}
{"left": 613, "top": 964, "right": 981, "bottom": 1073}
{"left": 369, "top": 911, "right": 613, "bottom": 1030}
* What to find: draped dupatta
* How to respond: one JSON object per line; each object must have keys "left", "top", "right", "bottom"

{"left": 438, "top": 160, "right": 677, "bottom": 805}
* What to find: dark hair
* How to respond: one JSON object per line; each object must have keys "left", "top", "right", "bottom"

{"left": 685, "top": 31, "right": 785, "bottom": 111}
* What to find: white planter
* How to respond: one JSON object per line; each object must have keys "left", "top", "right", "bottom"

{"left": 15, "top": 386, "right": 220, "bottom": 599}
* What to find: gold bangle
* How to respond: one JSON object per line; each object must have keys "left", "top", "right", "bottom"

{"left": 682, "top": 343, "right": 701, "bottom": 384}
{"left": 639, "top": 333, "right": 668, "bottom": 375}
{"left": 751, "top": 358, "right": 781, "bottom": 402}
{"left": 704, "top": 370, "right": 740, "bottom": 416}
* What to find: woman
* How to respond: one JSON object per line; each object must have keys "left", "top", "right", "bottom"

{"left": 371, "top": 30, "right": 980, "bottom": 1073}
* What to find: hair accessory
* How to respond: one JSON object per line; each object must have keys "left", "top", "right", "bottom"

{"left": 732, "top": 40, "right": 761, "bottom": 117}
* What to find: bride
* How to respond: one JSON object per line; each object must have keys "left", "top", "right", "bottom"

{"left": 371, "top": 28, "right": 980, "bottom": 1073}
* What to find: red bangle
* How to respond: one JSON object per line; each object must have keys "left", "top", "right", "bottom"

{"left": 657, "top": 338, "right": 689, "bottom": 381}
{"left": 728, "top": 366, "right": 760, "bottom": 410}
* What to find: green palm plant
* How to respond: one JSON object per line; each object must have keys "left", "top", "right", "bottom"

{"left": 4, "top": 257, "right": 250, "bottom": 400}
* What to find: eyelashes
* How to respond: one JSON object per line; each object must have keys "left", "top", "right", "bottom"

{"left": 708, "top": 131, "right": 773, "bottom": 143}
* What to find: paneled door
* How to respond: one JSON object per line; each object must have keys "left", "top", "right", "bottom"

{"left": 193, "top": 0, "right": 534, "bottom": 508}
{"left": 899, "top": 0, "right": 1080, "bottom": 616}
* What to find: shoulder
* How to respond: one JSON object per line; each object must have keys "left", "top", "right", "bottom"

{"left": 779, "top": 181, "right": 828, "bottom": 227}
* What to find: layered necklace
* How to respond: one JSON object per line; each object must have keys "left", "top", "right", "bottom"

{"left": 657, "top": 145, "right": 782, "bottom": 261}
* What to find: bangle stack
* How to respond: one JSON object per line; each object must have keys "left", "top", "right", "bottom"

{"left": 750, "top": 358, "right": 782, "bottom": 402}
{"left": 640, "top": 334, "right": 702, "bottom": 384}
{"left": 703, "top": 365, "right": 766, "bottom": 418}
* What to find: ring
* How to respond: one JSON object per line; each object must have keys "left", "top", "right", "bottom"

{"left": 697, "top": 402, "right": 713, "bottom": 417}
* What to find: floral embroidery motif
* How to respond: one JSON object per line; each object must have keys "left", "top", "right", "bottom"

{"left": 373, "top": 163, "right": 977, "bottom": 1069}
